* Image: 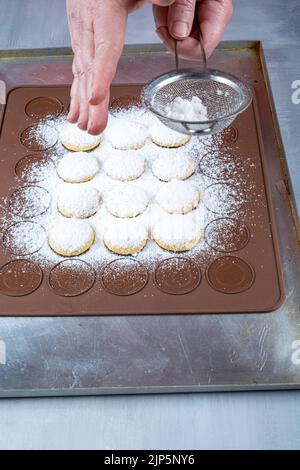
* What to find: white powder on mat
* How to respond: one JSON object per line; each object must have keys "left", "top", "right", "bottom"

{"left": 104, "top": 217, "right": 148, "bottom": 251}
{"left": 2, "top": 105, "right": 249, "bottom": 270}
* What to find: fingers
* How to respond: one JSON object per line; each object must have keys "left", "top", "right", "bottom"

{"left": 67, "top": 0, "right": 92, "bottom": 130}
{"left": 87, "top": 4, "right": 128, "bottom": 134}
{"left": 198, "top": 0, "right": 233, "bottom": 57}
{"left": 150, "top": 0, "right": 175, "bottom": 5}
{"left": 167, "top": 0, "right": 196, "bottom": 39}
{"left": 153, "top": 0, "right": 233, "bottom": 60}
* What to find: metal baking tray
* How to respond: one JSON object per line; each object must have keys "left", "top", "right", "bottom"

{"left": 0, "top": 42, "right": 299, "bottom": 397}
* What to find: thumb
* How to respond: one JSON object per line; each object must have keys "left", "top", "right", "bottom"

{"left": 167, "top": 0, "right": 196, "bottom": 39}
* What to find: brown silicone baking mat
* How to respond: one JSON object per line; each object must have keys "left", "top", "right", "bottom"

{"left": 0, "top": 71, "right": 284, "bottom": 316}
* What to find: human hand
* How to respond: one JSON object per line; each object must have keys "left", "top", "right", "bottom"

{"left": 153, "top": 0, "right": 233, "bottom": 60}
{"left": 67, "top": 0, "right": 176, "bottom": 135}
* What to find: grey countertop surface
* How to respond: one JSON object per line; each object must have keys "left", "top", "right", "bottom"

{"left": 0, "top": 0, "right": 299, "bottom": 450}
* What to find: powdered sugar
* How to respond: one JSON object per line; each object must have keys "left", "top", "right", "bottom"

{"left": 104, "top": 217, "right": 148, "bottom": 252}
{"left": 105, "top": 184, "right": 149, "bottom": 218}
{"left": 152, "top": 206, "right": 205, "bottom": 250}
{"left": 49, "top": 219, "right": 94, "bottom": 254}
{"left": 152, "top": 153, "right": 195, "bottom": 182}
{"left": 150, "top": 122, "right": 190, "bottom": 147}
{"left": 60, "top": 122, "right": 101, "bottom": 150}
{"left": 106, "top": 119, "right": 148, "bottom": 150}
{"left": 166, "top": 96, "right": 208, "bottom": 121}
{"left": 3, "top": 104, "right": 249, "bottom": 269}
{"left": 58, "top": 184, "right": 100, "bottom": 218}
{"left": 103, "top": 152, "right": 145, "bottom": 181}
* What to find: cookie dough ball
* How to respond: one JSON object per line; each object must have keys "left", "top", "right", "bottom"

{"left": 150, "top": 122, "right": 190, "bottom": 148}
{"left": 106, "top": 120, "right": 148, "bottom": 150}
{"left": 60, "top": 123, "right": 101, "bottom": 151}
{"left": 157, "top": 180, "right": 200, "bottom": 214}
{"left": 49, "top": 219, "right": 95, "bottom": 257}
{"left": 103, "top": 219, "right": 148, "bottom": 255}
{"left": 57, "top": 152, "right": 99, "bottom": 183}
{"left": 105, "top": 185, "right": 149, "bottom": 218}
{"left": 152, "top": 211, "right": 203, "bottom": 252}
{"left": 152, "top": 153, "right": 195, "bottom": 182}
{"left": 58, "top": 185, "right": 100, "bottom": 219}
{"left": 103, "top": 152, "right": 145, "bottom": 181}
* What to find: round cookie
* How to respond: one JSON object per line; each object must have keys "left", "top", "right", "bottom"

{"left": 103, "top": 152, "right": 145, "bottom": 181}
{"left": 150, "top": 122, "right": 190, "bottom": 148}
{"left": 152, "top": 153, "right": 195, "bottom": 182}
{"left": 105, "top": 185, "right": 149, "bottom": 218}
{"left": 157, "top": 180, "right": 200, "bottom": 214}
{"left": 57, "top": 152, "right": 99, "bottom": 183}
{"left": 152, "top": 211, "right": 203, "bottom": 252}
{"left": 58, "top": 185, "right": 100, "bottom": 219}
{"left": 103, "top": 219, "right": 148, "bottom": 255}
{"left": 49, "top": 219, "right": 95, "bottom": 257}
{"left": 60, "top": 123, "right": 101, "bottom": 152}
{"left": 106, "top": 120, "right": 148, "bottom": 150}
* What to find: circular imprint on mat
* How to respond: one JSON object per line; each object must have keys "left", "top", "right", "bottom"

{"left": 0, "top": 260, "right": 43, "bottom": 297}
{"left": 199, "top": 153, "right": 237, "bottom": 180}
{"left": 25, "top": 97, "right": 63, "bottom": 119}
{"left": 15, "top": 153, "right": 55, "bottom": 183}
{"left": 9, "top": 186, "right": 51, "bottom": 218}
{"left": 101, "top": 259, "right": 148, "bottom": 296}
{"left": 20, "top": 125, "right": 58, "bottom": 151}
{"left": 3, "top": 221, "right": 46, "bottom": 256}
{"left": 207, "top": 256, "right": 254, "bottom": 294}
{"left": 154, "top": 257, "right": 201, "bottom": 295}
{"left": 110, "top": 95, "right": 141, "bottom": 112}
{"left": 204, "top": 218, "right": 250, "bottom": 253}
{"left": 49, "top": 259, "right": 96, "bottom": 297}
{"left": 203, "top": 183, "right": 245, "bottom": 215}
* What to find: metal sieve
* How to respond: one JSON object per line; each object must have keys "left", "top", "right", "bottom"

{"left": 142, "top": 37, "right": 253, "bottom": 136}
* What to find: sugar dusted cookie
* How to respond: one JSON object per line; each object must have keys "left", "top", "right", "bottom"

{"left": 157, "top": 180, "right": 200, "bottom": 214}
{"left": 60, "top": 123, "right": 101, "bottom": 152}
{"left": 106, "top": 120, "right": 148, "bottom": 150}
{"left": 103, "top": 218, "right": 148, "bottom": 255}
{"left": 150, "top": 122, "right": 190, "bottom": 148}
{"left": 57, "top": 152, "right": 99, "bottom": 183}
{"left": 152, "top": 210, "right": 203, "bottom": 252}
{"left": 103, "top": 152, "right": 145, "bottom": 181}
{"left": 58, "top": 185, "right": 100, "bottom": 219}
{"left": 49, "top": 219, "right": 95, "bottom": 257}
{"left": 105, "top": 185, "right": 149, "bottom": 218}
{"left": 152, "top": 153, "right": 195, "bottom": 182}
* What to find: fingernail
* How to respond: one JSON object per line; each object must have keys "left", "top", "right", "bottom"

{"left": 171, "top": 21, "right": 189, "bottom": 38}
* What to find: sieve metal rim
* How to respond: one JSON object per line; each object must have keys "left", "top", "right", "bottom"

{"left": 142, "top": 68, "right": 253, "bottom": 125}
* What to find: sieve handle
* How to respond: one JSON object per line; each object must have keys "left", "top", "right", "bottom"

{"left": 174, "top": 31, "right": 207, "bottom": 72}
{"left": 199, "top": 31, "right": 207, "bottom": 72}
